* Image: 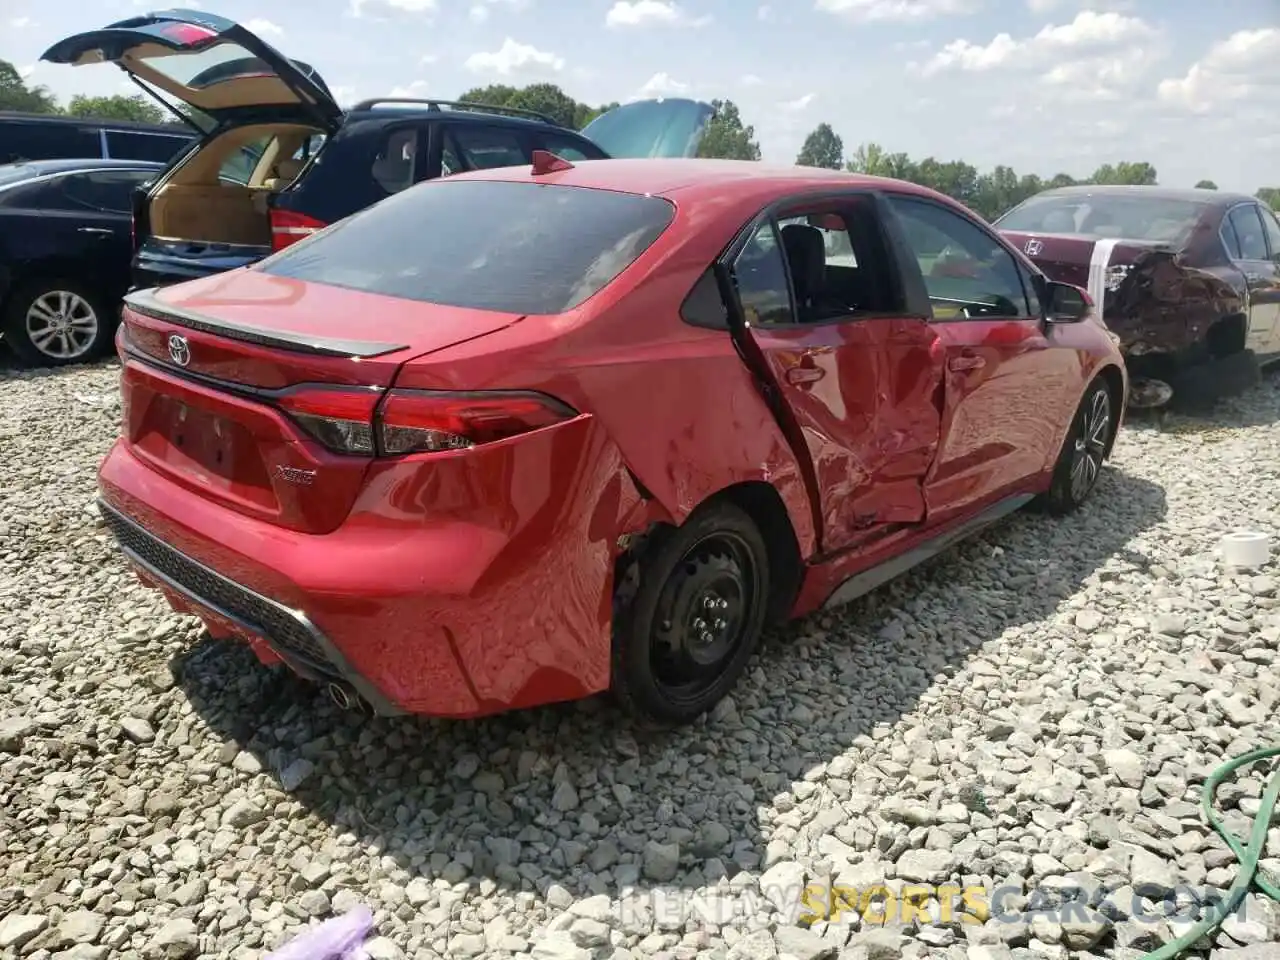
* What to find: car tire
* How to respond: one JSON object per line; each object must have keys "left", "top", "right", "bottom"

{"left": 1039, "top": 376, "right": 1115, "bottom": 516}
{"left": 2, "top": 279, "right": 115, "bottom": 368}
{"left": 611, "top": 502, "right": 770, "bottom": 726}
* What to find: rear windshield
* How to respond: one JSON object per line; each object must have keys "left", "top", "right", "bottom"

{"left": 259, "top": 179, "right": 676, "bottom": 314}
{"left": 997, "top": 193, "right": 1206, "bottom": 244}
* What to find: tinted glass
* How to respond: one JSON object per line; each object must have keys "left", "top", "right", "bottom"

{"left": 61, "top": 170, "right": 155, "bottom": 214}
{"left": 451, "top": 126, "right": 527, "bottom": 170}
{"left": 260, "top": 179, "right": 676, "bottom": 314}
{"left": 539, "top": 134, "right": 607, "bottom": 162}
{"left": 890, "top": 196, "right": 1029, "bottom": 319}
{"left": 0, "top": 122, "right": 101, "bottom": 163}
{"left": 997, "top": 192, "right": 1205, "bottom": 244}
{"left": 219, "top": 138, "right": 271, "bottom": 184}
{"left": 579, "top": 99, "right": 714, "bottom": 159}
{"left": 731, "top": 222, "right": 794, "bottom": 326}
{"left": 106, "top": 130, "right": 191, "bottom": 163}
{"left": 1228, "top": 206, "right": 1268, "bottom": 260}
{"left": 1260, "top": 207, "right": 1280, "bottom": 260}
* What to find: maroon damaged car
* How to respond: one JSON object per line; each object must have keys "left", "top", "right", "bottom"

{"left": 995, "top": 185, "right": 1280, "bottom": 409}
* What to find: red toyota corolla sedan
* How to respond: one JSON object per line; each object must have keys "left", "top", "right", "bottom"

{"left": 96, "top": 154, "right": 1127, "bottom": 726}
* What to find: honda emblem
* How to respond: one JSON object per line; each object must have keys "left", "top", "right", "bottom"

{"left": 167, "top": 334, "right": 191, "bottom": 367}
{"left": 1024, "top": 238, "right": 1043, "bottom": 257}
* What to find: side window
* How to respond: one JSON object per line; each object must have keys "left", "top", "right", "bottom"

{"left": 105, "top": 130, "right": 191, "bottom": 163}
{"left": 219, "top": 137, "right": 271, "bottom": 185}
{"left": 60, "top": 171, "right": 154, "bottom": 214}
{"left": 888, "top": 195, "right": 1030, "bottom": 319}
{"left": 1227, "top": 206, "right": 1268, "bottom": 261}
{"left": 1258, "top": 207, "right": 1280, "bottom": 261}
{"left": 730, "top": 222, "right": 795, "bottom": 326}
{"left": 774, "top": 201, "right": 901, "bottom": 320}
{"left": 1015, "top": 261, "right": 1042, "bottom": 317}
{"left": 450, "top": 126, "right": 528, "bottom": 170}
{"left": 441, "top": 134, "right": 464, "bottom": 177}
{"left": 538, "top": 134, "right": 606, "bottom": 162}
{"left": 370, "top": 126, "right": 422, "bottom": 195}
{"left": 0, "top": 122, "right": 101, "bottom": 163}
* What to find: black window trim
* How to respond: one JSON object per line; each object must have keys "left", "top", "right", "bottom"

{"left": 702, "top": 188, "right": 936, "bottom": 333}
{"left": 880, "top": 190, "right": 1042, "bottom": 323}
{"left": 1221, "top": 201, "right": 1270, "bottom": 264}
{"left": 102, "top": 127, "right": 194, "bottom": 160}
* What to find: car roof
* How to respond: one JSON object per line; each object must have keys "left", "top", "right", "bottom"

{"left": 0, "top": 158, "right": 166, "bottom": 176}
{"left": 0, "top": 110, "right": 194, "bottom": 135}
{"left": 341, "top": 106, "right": 574, "bottom": 133}
{"left": 1032, "top": 184, "right": 1256, "bottom": 209}
{"left": 434, "top": 157, "right": 953, "bottom": 205}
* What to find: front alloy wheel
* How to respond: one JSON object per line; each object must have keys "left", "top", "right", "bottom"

{"left": 1069, "top": 386, "right": 1110, "bottom": 502}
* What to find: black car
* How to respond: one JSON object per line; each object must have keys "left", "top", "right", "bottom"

{"left": 41, "top": 10, "right": 715, "bottom": 290}
{"left": 0, "top": 111, "right": 195, "bottom": 165}
{"left": 0, "top": 158, "right": 164, "bottom": 365}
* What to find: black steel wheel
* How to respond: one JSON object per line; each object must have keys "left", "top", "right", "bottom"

{"left": 612, "top": 502, "right": 770, "bottom": 725}
{"left": 1041, "top": 376, "right": 1114, "bottom": 515}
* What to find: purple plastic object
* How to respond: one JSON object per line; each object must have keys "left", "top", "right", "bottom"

{"left": 265, "top": 906, "right": 375, "bottom": 960}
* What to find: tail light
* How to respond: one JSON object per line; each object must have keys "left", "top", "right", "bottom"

{"left": 276, "top": 386, "right": 576, "bottom": 456}
{"left": 270, "top": 209, "right": 327, "bottom": 252}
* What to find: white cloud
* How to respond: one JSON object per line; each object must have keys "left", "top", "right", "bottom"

{"left": 420, "top": 53, "right": 439, "bottom": 64}
{"left": 390, "top": 80, "right": 429, "bottom": 97}
{"left": 464, "top": 38, "right": 565, "bottom": 76}
{"left": 920, "top": 10, "right": 1153, "bottom": 75}
{"left": 349, "top": 0, "right": 437, "bottom": 17}
{"left": 244, "top": 18, "right": 283, "bottom": 36}
{"left": 740, "top": 73, "right": 764, "bottom": 86}
{"left": 605, "top": 1, "right": 710, "bottom": 28}
{"left": 469, "top": 0, "right": 528, "bottom": 23}
{"left": 10, "top": 16, "right": 32, "bottom": 28}
{"left": 633, "top": 72, "right": 689, "bottom": 99}
{"left": 1158, "top": 27, "right": 1280, "bottom": 113}
{"left": 815, "top": 0, "right": 977, "bottom": 23}
{"left": 782, "top": 93, "right": 816, "bottom": 111}
{"left": 17, "top": 64, "right": 35, "bottom": 79}
{"left": 758, "top": 4, "right": 773, "bottom": 19}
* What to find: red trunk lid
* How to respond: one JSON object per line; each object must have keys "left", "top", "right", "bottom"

{"left": 117, "top": 270, "right": 525, "bottom": 535}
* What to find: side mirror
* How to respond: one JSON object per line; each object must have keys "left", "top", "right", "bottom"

{"left": 1045, "top": 280, "right": 1092, "bottom": 323}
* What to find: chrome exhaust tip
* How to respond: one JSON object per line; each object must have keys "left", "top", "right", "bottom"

{"left": 327, "top": 681, "right": 355, "bottom": 711}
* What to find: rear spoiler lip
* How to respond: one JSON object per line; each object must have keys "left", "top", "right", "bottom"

{"left": 122, "top": 286, "right": 410, "bottom": 359}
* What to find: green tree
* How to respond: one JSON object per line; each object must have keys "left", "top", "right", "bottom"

{"left": 1195, "top": 179, "right": 1218, "bottom": 190}
{"left": 456, "top": 83, "right": 616, "bottom": 131}
{"left": 795, "top": 122, "right": 843, "bottom": 169}
{"left": 65, "top": 94, "right": 166, "bottom": 124}
{"left": 696, "top": 99, "right": 761, "bottom": 161}
{"left": 0, "top": 59, "right": 59, "bottom": 113}
{"left": 1254, "top": 187, "right": 1279, "bottom": 210}
{"left": 1089, "top": 161, "right": 1157, "bottom": 185}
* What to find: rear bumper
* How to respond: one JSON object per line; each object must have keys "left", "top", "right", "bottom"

{"left": 97, "top": 417, "right": 637, "bottom": 718}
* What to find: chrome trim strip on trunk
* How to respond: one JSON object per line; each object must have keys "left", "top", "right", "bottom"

{"left": 123, "top": 286, "right": 411, "bottom": 359}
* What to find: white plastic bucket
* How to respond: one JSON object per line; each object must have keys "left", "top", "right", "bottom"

{"left": 1220, "top": 530, "right": 1272, "bottom": 570}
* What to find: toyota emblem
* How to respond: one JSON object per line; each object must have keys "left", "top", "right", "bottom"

{"left": 1024, "top": 238, "right": 1043, "bottom": 257}
{"left": 167, "top": 334, "right": 191, "bottom": 367}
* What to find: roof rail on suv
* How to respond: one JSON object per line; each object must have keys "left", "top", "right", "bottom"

{"left": 350, "top": 97, "right": 563, "bottom": 127}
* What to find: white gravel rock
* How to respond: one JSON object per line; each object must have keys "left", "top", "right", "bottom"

{"left": 2, "top": 356, "right": 1280, "bottom": 959}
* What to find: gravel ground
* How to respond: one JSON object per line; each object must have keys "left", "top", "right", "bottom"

{"left": 1, "top": 357, "right": 1279, "bottom": 960}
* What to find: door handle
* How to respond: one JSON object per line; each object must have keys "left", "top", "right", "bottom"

{"left": 77, "top": 227, "right": 113, "bottom": 236}
{"left": 785, "top": 365, "right": 825, "bottom": 385}
{"left": 948, "top": 354, "right": 986, "bottom": 372}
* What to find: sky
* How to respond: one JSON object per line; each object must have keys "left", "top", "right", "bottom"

{"left": 2, "top": 0, "right": 1277, "bottom": 193}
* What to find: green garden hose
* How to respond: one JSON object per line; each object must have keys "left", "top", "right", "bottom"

{"left": 1137, "top": 745, "right": 1280, "bottom": 960}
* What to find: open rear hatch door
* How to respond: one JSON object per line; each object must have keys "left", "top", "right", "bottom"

{"left": 579, "top": 97, "right": 716, "bottom": 159}
{"left": 115, "top": 269, "right": 527, "bottom": 535}
{"left": 40, "top": 9, "right": 342, "bottom": 134}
